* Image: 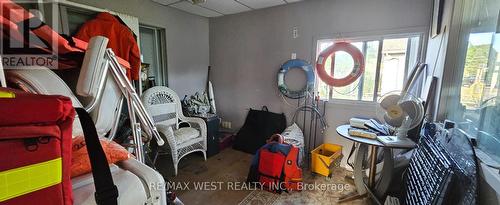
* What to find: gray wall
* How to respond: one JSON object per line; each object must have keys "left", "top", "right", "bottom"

{"left": 210, "top": 0, "right": 432, "bottom": 166}
{"left": 210, "top": 0, "right": 431, "bottom": 141}
{"left": 69, "top": 0, "right": 209, "bottom": 97}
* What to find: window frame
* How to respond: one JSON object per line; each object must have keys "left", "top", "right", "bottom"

{"left": 139, "top": 24, "right": 168, "bottom": 87}
{"left": 314, "top": 30, "right": 426, "bottom": 103}
{"left": 59, "top": 5, "right": 97, "bottom": 36}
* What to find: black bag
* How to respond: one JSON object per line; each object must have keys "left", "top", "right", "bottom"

{"left": 233, "top": 106, "right": 286, "bottom": 154}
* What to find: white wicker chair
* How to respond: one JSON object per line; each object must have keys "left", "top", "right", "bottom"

{"left": 142, "top": 86, "right": 207, "bottom": 176}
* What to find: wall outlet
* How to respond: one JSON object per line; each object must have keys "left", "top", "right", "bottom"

{"left": 221, "top": 121, "right": 232, "bottom": 129}
{"left": 292, "top": 27, "right": 298, "bottom": 39}
{"left": 291, "top": 52, "right": 297, "bottom": 59}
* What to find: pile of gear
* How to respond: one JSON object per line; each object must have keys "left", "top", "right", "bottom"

{"left": 281, "top": 123, "right": 305, "bottom": 166}
{"left": 181, "top": 92, "right": 212, "bottom": 116}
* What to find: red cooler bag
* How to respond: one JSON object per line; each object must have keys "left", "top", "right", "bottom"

{"left": 0, "top": 88, "right": 74, "bottom": 205}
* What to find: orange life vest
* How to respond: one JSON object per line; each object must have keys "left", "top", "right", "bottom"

{"left": 249, "top": 135, "right": 303, "bottom": 194}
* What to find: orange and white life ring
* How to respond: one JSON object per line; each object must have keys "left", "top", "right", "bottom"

{"left": 316, "top": 42, "right": 365, "bottom": 87}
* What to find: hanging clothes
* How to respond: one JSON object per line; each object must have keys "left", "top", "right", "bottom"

{"left": 75, "top": 12, "right": 140, "bottom": 80}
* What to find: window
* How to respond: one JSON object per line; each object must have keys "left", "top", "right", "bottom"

{"left": 59, "top": 5, "right": 97, "bottom": 36}
{"left": 139, "top": 25, "right": 167, "bottom": 88}
{"left": 445, "top": 0, "right": 500, "bottom": 163}
{"left": 316, "top": 35, "right": 422, "bottom": 102}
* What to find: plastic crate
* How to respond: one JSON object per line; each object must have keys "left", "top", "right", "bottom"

{"left": 311, "top": 143, "right": 342, "bottom": 177}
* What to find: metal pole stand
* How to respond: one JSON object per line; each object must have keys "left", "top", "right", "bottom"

{"left": 104, "top": 49, "right": 164, "bottom": 164}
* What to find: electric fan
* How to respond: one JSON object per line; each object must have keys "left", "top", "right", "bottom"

{"left": 376, "top": 91, "right": 424, "bottom": 138}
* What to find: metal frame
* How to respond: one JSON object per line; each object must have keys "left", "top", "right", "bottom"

{"left": 373, "top": 39, "right": 384, "bottom": 102}
{"left": 0, "top": 59, "right": 5, "bottom": 87}
{"left": 338, "top": 143, "right": 395, "bottom": 204}
{"left": 357, "top": 42, "right": 368, "bottom": 100}
{"left": 102, "top": 49, "right": 165, "bottom": 163}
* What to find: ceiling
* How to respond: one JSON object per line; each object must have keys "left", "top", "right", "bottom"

{"left": 152, "top": 0, "right": 303, "bottom": 17}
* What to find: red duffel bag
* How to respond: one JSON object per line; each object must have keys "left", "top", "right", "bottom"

{"left": 0, "top": 88, "right": 118, "bottom": 205}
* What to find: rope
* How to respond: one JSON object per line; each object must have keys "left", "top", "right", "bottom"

{"left": 331, "top": 79, "right": 361, "bottom": 96}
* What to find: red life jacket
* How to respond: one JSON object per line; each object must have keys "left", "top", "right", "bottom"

{"left": 255, "top": 140, "right": 303, "bottom": 194}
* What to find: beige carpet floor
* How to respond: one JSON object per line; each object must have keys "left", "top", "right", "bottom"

{"left": 159, "top": 148, "right": 366, "bottom": 205}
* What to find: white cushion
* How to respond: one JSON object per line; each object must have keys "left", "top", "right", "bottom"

{"left": 86, "top": 76, "right": 123, "bottom": 137}
{"left": 71, "top": 164, "right": 148, "bottom": 205}
{"left": 175, "top": 127, "right": 200, "bottom": 144}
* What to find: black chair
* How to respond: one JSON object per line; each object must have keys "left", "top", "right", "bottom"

{"left": 383, "top": 123, "right": 478, "bottom": 205}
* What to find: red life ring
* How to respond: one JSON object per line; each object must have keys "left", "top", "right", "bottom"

{"left": 316, "top": 42, "right": 365, "bottom": 87}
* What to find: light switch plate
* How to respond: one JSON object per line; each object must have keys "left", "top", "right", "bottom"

{"left": 292, "top": 27, "right": 298, "bottom": 38}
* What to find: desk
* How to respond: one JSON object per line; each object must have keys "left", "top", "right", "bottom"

{"left": 336, "top": 124, "right": 416, "bottom": 203}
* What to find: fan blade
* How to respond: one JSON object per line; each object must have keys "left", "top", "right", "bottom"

{"left": 380, "top": 94, "right": 401, "bottom": 110}
{"left": 398, "top": 100, "right": 420, "bottom": 119}
{"left": 384, "top": 113, "right": 404, "bottom": 127}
